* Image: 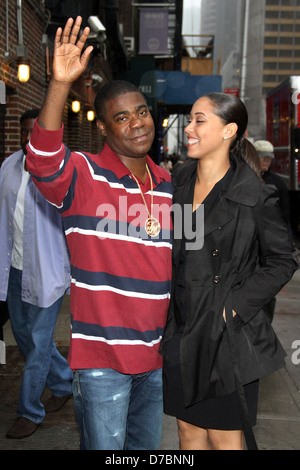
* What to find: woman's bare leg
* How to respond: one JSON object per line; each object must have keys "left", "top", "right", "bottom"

{"left": 177, "top": 419, "right": 244, "bottom": 450}
{"left": 177, "top": 419, "right": 211, "bottom": 450}
{"left": 208, "top": 429, "right": 244, "bottom": 450}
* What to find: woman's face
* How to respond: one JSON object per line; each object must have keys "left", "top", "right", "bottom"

{"left": 184, "top": 97, "right": 230, "bottom": 160}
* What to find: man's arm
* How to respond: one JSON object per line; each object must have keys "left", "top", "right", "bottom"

{"left": 38, "top": 16, "right": 93, "bottom": 130}
{"left": 25, "top": 17, "right": 93, "bottom": 209}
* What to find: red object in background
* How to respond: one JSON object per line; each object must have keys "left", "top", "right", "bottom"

{"left": 266, "top": 77, "right": 300, "bottom": 184}
{"left": 223, "top": 88, "right": 240, "bottom": 97}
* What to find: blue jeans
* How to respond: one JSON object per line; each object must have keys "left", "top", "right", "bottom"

{"left": 73, "top": 367, "right": 163, "bottom": 450}
{"left": 7, "top": 267, "right": 73, "bottom": 423}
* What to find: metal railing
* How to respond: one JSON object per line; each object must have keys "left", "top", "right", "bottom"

{"left": 182, "top": 34, "right": 214, "bottom": 59}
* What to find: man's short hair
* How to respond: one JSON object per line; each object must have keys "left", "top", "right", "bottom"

{"left": 20, "top": 109, "right": 40, "bottom": 123}
{"left": 94, "top": 80, "right": 143, "bottom": 122}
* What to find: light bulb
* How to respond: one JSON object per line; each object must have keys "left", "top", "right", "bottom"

{"left": 87, "top": 110, "right": 95, "bottom": 121}
{"left": 18, "top": 63, "right": 30, "bottom": 82}
{"left": 72, "top": 100, "right": 81, "bottom": 113}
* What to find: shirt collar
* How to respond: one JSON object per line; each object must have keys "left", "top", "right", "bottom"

{"left": 99, "top": 143, "right": 168, "bottom": 186}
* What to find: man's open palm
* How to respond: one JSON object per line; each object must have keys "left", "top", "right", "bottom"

{"left": 53, "top": 16, "right": 93, "bottom": 83}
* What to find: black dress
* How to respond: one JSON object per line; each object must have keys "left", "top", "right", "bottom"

{"left": 163, "top": 167, "right": 259, "bottom": 430}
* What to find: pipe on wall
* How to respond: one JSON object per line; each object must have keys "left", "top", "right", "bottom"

{"left": 240, "top": 0, "right": 250, "bottom": 103}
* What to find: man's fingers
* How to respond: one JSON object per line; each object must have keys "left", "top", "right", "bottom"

{"left": 60, "top": 16, "right": 82, "bottom": 45}
{"left": 69, "top": 16, "right": 83, "bottom": 45}
{"left": 76, "top": 26, "right": 91, "bottom": 50}
{"left": 81, "top": 45, "right": 94, "bottom": 69}
{"left": 54, "top": 27, "right": 63, "bottom": 47}
{"left": 61, "top": 17, "right": 75, "bottom": 44}
{"left": 55, "top": 17, "right": 90, "bottom": 51}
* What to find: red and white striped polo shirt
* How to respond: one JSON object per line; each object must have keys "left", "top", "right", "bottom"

{"left": 26, "top": 122, "right": 173, "bottom": 373}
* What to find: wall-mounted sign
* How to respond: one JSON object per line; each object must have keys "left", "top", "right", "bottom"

{"left": 139, "top": 8, "right": 168, "bottom": 55}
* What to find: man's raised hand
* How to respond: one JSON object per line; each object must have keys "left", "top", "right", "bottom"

{"left": 53, "top": 16, "right": 93, "bottom": 83}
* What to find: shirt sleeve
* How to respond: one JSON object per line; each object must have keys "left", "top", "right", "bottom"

{"left": 26, "top": 120, "right": 75, "bottom": 211}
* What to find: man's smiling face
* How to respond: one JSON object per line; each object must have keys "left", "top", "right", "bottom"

{"left": 97, "top": 91, "right": 155, "bottom": 160}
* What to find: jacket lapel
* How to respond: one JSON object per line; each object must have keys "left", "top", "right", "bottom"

{"left": 172, "top": 157, "right": 260, "bottom": 245}
{"left": 203, "top": 196, "right": 235, "bottom": 236}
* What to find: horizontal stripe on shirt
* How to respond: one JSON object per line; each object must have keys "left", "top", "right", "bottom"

{"left": 71, "top": 316, "right": 164, "bottom": 347}
{"left": 71, "top": 265, "right": 170, "bottom": 299}
{"left": 63, "top": 215, "right": 172, "bottom": 247}
{"left": 28, "top": 146, "right": 72, "bottom": 182}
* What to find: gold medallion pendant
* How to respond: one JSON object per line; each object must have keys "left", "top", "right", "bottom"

{"left": 145, "top": 217, "right": 161, "bottom": 237}
{"left": 131, "top": 164, "right": 161, "bottom": 237}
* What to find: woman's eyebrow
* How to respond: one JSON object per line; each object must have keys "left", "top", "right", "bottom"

{"left": 194, "top": 112, "right": 207, "bottom": 117}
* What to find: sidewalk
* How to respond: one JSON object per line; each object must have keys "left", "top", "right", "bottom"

{"left": 0, "top": 269, "right": 299, "bottom": 450}
{"left": 254, "top": 267, "right": 300, "bottom": 450}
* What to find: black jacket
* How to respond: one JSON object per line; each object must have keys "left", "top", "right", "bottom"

{"left": 160, "top": 157, "right": 298, "bottom": 408}
{"left": 262, "top": 169, "right": 290, "bottom": 226}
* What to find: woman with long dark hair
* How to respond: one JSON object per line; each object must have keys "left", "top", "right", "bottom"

{"left": 160, "top": 93, "right": 298, "bottom": 450}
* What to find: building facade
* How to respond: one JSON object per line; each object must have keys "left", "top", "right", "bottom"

{"left": 246, "top": 0, "right": 300, "bottom": 138}
{"left": 199, "top": 0, "right": 300, "bottom": 138}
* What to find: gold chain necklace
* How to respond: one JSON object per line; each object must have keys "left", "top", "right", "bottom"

{"left": 131, "top": 164, "right": 161, "bottom": 237}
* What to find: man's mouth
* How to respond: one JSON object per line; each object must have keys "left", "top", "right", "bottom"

{"left": 131, "top": 133, "right": 150, "bottom": 143}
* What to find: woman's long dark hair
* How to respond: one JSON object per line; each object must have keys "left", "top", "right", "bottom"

{"left": 206, "top": 93, "right": 261, "bottom": 178}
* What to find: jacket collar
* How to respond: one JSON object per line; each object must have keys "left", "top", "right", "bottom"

{"left": 225, "top": 156, "right": 260, "bottom": 207}
{"left": 172, "top": 156, "right": 261, "bottom": 240}
{"left": 173, "top": 155, "right": 260, "bottom": 208}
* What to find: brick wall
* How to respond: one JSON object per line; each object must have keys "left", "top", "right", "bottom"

{"left": 0, "top": 1, "right": 45, "bottom": 162}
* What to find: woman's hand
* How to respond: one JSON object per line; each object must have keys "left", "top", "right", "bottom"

{"left": 223, "top": 307, "right": 237, "bottom": 322}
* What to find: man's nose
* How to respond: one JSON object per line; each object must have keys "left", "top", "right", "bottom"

{"left": 130, "top": 117, "right": 143, "bottom": 129}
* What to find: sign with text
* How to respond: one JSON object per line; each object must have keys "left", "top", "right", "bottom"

{"left": 224, "top": 88, "right": 239, "bottom": 97}
{"left": 139, "top": 8, "right": 168, "bottom": 55}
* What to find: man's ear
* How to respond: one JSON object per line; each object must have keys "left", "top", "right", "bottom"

{"left": 97, "top": 120, "right": 107, "bottom": 136}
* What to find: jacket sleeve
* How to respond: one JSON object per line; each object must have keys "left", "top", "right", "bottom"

{"left": 231, "top": 187, "right": 298, "bottom": 324}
